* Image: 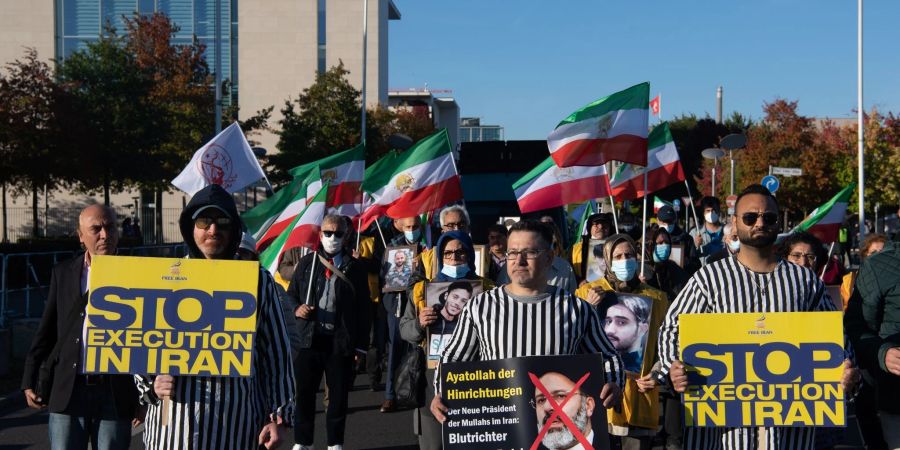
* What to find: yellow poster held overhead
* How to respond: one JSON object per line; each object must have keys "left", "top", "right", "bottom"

{"left": 679, "top": 312, "right": 845, "bottom": 428}
{"left": 82, "top": 255, "right": 259, "bottom": 377}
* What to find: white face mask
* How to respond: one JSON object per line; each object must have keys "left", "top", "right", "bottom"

{"left": 321, "top": 235, "right": 342, "bottom": 254}
{"left": 705, "top": 212, "right": 719, "bottom": 223}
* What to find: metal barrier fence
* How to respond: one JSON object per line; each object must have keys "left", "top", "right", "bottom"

{"left": 0, "top": 244, "right": 186, "bottom": 328}
{"left": 0, "top": 207, "right": 183, "bottom": 244}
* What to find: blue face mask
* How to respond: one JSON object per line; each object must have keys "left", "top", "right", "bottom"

{"left": 441, "top": 263, "right": 470, "bottom": 279}
{"left": 404, "top": 229, "right": 421, "bottom": 243}
{"left": 653, "top": 244, "right": 671, "bottom": 262}
{"left": 728, "top": 240, "right": 741, "bottom": 253}
{"left": 611, "top": 258, "right": 637, "bottom": 282}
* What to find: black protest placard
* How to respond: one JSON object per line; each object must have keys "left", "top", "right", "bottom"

{"left": 441, "top": 354, "right": 610, "bottom": 450}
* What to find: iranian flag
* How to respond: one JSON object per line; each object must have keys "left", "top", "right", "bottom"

{"left": 259, "top": 184, "right": 329, "bottom": 275}
{"left": 245, "top": 169, "right": 320, "bottom": 251}
{"left": 610, "top": 122, "right": 685, "bottom": 200}
{"left": 513, "top": 157, "right": 611, "bottom": 214}
{"left": 289, "top": 144, "right": 365, "bottom": 216}
{"left": 653, "top": 196, "right": 673, "bottom": 213}
{"left": 359, "top": 129, "right": 462, "bottom": 228}
{"left": 547, "top": 82, "right": 650, "bottom": 168}
{"left": 792, "top": 183, "right": 856, "bottom": 242}
{"left": 241, "top": 176, "right": 306, "bottom": 240}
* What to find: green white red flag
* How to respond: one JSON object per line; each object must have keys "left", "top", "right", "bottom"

{"left": 359, "top": 129, "right": 462, "bottom": 228}
{"left": 792, "top": 183, "right": 856, "bottom": 243}
{"left": 610, "top": 122, "right": 685, "bottom": 200}
{"left": 289, "top": 144, "right": 365, "bottom": 216}
{"left": 513, "top": 157, "right": 611, "bottom": 214}
{"left": 259, "top": 183, "right": 329, "bottom": 276}
{"left": 245, "top": 169, "right": 320, "bottom": 251}
{"left": 653, "top": 196, "right": 673, "bottom": 213}
{"left": 547, "top": 82, "right": 649, "bottom": 168}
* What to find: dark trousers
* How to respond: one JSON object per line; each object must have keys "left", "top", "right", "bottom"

{"left": 367, "top": 301, "right": 388, "bottom": 386}
{"left": 383, "top": 296, "right": 403, "bottom": 401}
{"left": 294, "top": 335, "right": 354, "bottom": 446}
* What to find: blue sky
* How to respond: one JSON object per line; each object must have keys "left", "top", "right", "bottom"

{"left": 388, "top": 1, "right": 899, "bottom": 140}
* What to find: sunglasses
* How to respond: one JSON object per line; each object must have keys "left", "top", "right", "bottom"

{"left": 740, "top": 212, "right": 778, "bottom": 227}
{"left": 194, "top": 216, "right": 232, "bottom": 230}
{"left": 322, "top": 230, "right": 345, "bottom": 238}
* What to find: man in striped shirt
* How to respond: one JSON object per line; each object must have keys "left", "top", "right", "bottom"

{"left": 135, "top": 185, "right": 295, "bottom": 450}
{"left": 658, "top": 184, "right": 859, "bottom": 450}
{"left": 430, "top": 220, "right": 624, "bottom": 422}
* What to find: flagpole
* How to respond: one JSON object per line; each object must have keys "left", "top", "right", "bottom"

{"left": 820, "top": 242, "right": 835, "bottom": 280}
{"left": 608, "top": 195, "right": 619, "bottom": 231}
{"left": 374, "top": 217, "right": 388, "bottom": 248}
{"left": 684, "top": 179, "right": 701, "bottom": 233}
{"left": 356, "top": 217, "right": 362, "bottom": 252}
{"left": 857, "top": 0, "right": 866, "bottom": 244}
{"left": 640, "top": 170, "right": 648, "bottom": 277}
{"left": 658, "top": 92, "right": 662, "bottom": 124}
{"left": 305, "top": 253, "right": 318, "bottom": 306}
{"left": 360, "top": 0, "right": 368, "bottom": 144}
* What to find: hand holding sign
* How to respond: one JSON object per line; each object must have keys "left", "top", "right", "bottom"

{"left": 886, "top": 347, "right": 900, "bottom": 376}
{"left": 669, "top": 360, "right": 688, "bottom": 393}
{"left": 295, "top": 304, "right": 315, "bottom": 319}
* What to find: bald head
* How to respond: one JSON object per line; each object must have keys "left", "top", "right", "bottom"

{"left": 78, "top": 205, "right": 118, "bottom": 258}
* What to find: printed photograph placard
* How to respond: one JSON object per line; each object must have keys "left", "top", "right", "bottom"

{"left": 584, "top": 239, "right": 607, "bottom": 283}
{"left": 382, "top": 244, "right": 417, "bottom": 292}
{"left": 426, "top": 280, "right": 483, "bottom": 366}
{"left": 441, "top": 354, "right": 610, "bottom": 450}
{"left": 598, "top": 293, "right": 655, "bottom": 375}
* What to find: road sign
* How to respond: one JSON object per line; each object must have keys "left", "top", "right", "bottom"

{"left": 761, "top": 175, "right": 780, "bottom": 193}
{"left": 771, "top": 167, "right": 802, "bottom": 177}
{"left": 726, "top": 195, "right": 738, "bottom": 208}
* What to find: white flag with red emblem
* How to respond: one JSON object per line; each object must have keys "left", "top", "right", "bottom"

{"left": 172, "top": 122, "right": 269, "bottom": 196}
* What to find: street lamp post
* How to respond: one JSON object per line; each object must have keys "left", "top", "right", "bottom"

{"left": 702, "top": 148, "right": 725, "bottom": 197}
{"left": 720, "top": 133, "right": 748, "bottom": 197}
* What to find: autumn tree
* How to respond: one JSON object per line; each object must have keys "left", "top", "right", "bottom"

{"left": 0, "top": 49, "right": 70, "bottom": 237}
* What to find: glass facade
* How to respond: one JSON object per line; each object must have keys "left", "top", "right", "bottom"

{"left": 460, "top": 126, "right": 504, "bottom": 143}
{"left": 55, "top": 0, "right": 237, "bottom": 101}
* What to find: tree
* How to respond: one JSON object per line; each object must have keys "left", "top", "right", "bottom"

{"left": 0, "top": 48, "right": 69, "bottom": 237}
{"left": 57, "top": 28, "right": 162, "bottom": 204}
{"left": 271, "top": 63, "right": 436, "bottom": 183}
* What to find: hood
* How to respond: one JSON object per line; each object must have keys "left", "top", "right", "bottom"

{"left": 435, "top": 230, "right": 477, "bottom": 276}
{"left": 179, "top": 184, "right": 243, "bottom": 259}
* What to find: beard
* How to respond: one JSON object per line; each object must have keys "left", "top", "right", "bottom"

{"left": 539, "top": 398, "right": 590, "bottom": 450}
{"left": 738, "top": 227, "right": 777, "bottom": 248}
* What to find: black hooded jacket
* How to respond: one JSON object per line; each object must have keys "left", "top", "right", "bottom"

{"left": 179, "top": 184, "right": 243, "bottom": 259}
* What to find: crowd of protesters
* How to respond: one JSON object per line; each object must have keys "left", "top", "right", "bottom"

{"left": 19, "top": 184, "right": 900, "bottom": 450}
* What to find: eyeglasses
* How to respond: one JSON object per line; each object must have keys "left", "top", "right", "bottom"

{"left": 322, "top": 230, "right": 345, "bottom": 238}
{"left": 442, "top": 222, "right": 466, "bottom": 231}
{"left": 442, "top": 249, "right": 467, "bottom": 259}
{"left": 740, "top": 212, "right": 778, "bottom": 227}
{"left": 194, "top": 216, "right": 232, "bottom": 230}
{"left": 504, "top": 249, "right": 544, "bottom": 261}
{"left": 530, "top": 392, "right": 582, "bottom": 409}
{"left": 788, "top": 252, "right": 817, "bottom": 262}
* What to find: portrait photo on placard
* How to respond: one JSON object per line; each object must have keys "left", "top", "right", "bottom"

{"left": 425, "top": 280, "right": 482, "bottom": 336}
{"left": 382, "top": 244, "right": 417, "bottom": 292}
{"left": 584, "top": 239, "right": 607, "bottom": 283}
{"left": 598, "top": 293, "right": 654, "bottom": 374}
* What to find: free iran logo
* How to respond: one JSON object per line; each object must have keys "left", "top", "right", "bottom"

{"left": 199, "top": 143, "right": 238, "bottom": 189}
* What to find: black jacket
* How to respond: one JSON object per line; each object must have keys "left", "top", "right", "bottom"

{"left": 21, "top": 254, "right": 138, "bottom": 418}
{"left": 286, "top": 250, "right": 371, "bottom": 355}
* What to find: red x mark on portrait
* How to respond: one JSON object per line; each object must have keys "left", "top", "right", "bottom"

{"left": 528, "top": 371, "right": 593, "bottom": 450}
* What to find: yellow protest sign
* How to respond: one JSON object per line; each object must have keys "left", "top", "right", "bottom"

{"left": 679, "top": 312, "right": 845, "bottom": 427}
{"left": 82, "top": 255, "right": 259, "bottom": 377}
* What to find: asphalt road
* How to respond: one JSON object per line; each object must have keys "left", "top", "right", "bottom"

{"left": 0, "top": 378, "right": 869, "bottom": 450}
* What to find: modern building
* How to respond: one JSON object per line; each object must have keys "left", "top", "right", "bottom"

{"left": 387, "top": 88, "right": 460, "bottom": 155}
{"left": 459, "top": 117, "right": 504, "bottom": 143}
{"left": 0, "top": 0, "right": 400, "bottom": 242}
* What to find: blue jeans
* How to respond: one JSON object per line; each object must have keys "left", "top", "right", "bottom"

{"left": 48, "top": 382, "right": 131, "bottom": 450}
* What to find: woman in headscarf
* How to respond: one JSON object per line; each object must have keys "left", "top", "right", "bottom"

{"left": 646, "top": 227, "right": 688, "bottom": 303}
{"left": 574, "top": 233, "right": 668, "bottom": 450}
{"left": 398, "top": 231, "right": 493, "bottom": 450}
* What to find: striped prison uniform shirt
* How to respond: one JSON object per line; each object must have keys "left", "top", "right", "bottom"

{"left": 135, "top": 267, "right": 295, "bottom": 450}
{"left": 435, "top": 285, "right": 624, "bottom": 394}
{"left": 657, "top": 257, "right": 852, "bottom": 450}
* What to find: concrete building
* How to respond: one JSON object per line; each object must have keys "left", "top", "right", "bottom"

{"left": 0, "top": 0, "right": 400, "bottom": 243}
{"left": 387, "top": 88, "right": 460, "bottom": 155}
{"left": 460, "top": 117, "right": 504, "bottom": 143}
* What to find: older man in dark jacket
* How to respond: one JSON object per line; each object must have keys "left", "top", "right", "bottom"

{"left": 287, "top": 214, "right": 371, "bottom": 450}
{"left": 846, "top": 240, "right": 900, "bottom": 448}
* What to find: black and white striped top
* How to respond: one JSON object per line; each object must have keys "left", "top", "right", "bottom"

{"left": 657, "top": 256, "right": 849, "bottom": 450}
{"left": 135, "top": 267, "right": 295, "bottom": 450}
{"left": 436, "top": 285, "right": 624, "bottom": 393}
